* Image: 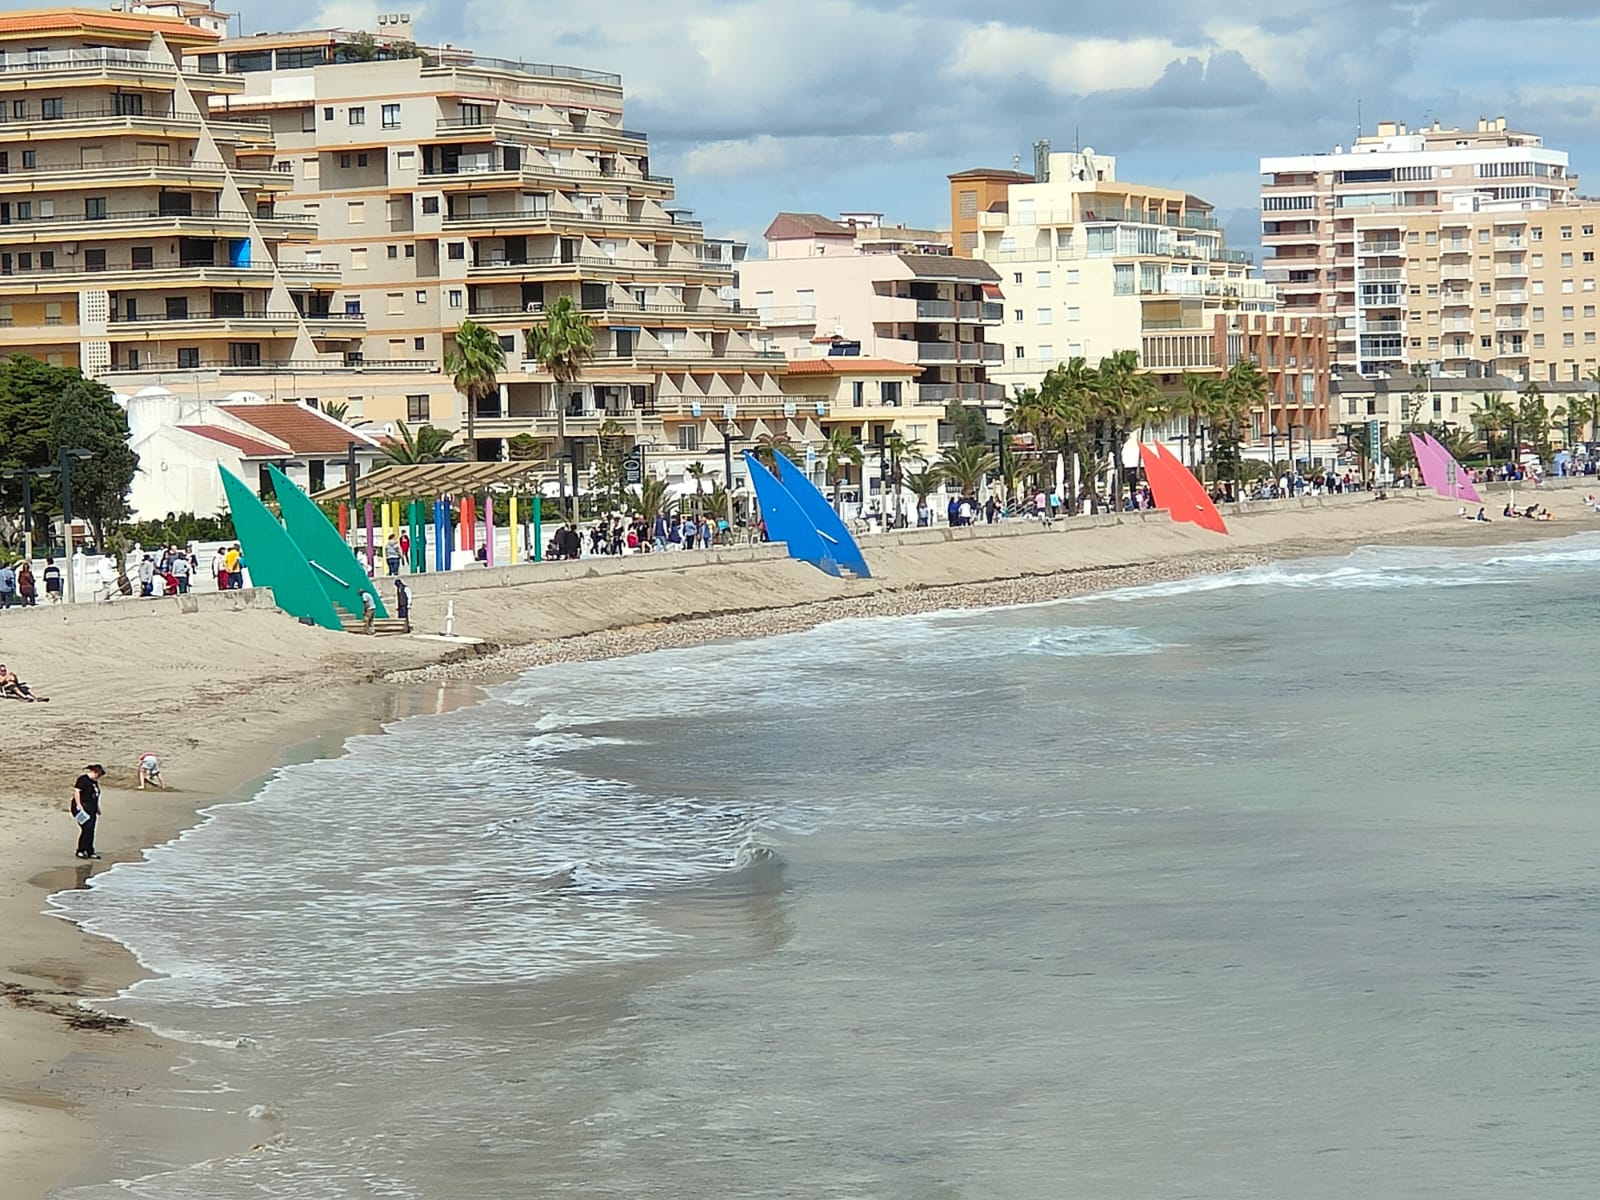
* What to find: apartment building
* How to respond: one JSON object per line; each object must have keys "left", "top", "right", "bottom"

{"left": 961, "top": 150, "right": 1330, "bottom": 442}
{"left": 0, "top": 8, "right": 355, "bottom": 380}
{"left": 949, "top": 166, "right": 1034, "bottom": 258}
{"left": 173, "top": 25, "right": 788, "bottom": 472}
{"left": 1259, "top": 116, "right": 1600, "bottom": 384}
{"left": 743, "top": 212, "right": 1006, "bottom": 413}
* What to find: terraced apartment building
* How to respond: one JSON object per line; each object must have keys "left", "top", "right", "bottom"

{"left": 0, "top": 6, "right": 358, "bottom": 380}
{"left": 180, "top": 19, "right": 795, "bottom": 476}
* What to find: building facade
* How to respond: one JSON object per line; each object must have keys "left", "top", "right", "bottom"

{"left": 742, "top": 212, "right": 1006, "bottom": 411}
{"left": 1258, "top": 117, "right": 1600, "bottom": 384}
{"left": 960, "top": 150, "right": 1330, "bottom": 443}
{"left": 0, "top": 8, "right": 357, "bottom": 380}
{"left": 948, "top": 167, "right": 1034, "bottom": 258}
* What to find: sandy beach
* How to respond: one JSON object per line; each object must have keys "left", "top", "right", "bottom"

{"left": 0, "top": 487, "right": 1588, "bottom": 1198}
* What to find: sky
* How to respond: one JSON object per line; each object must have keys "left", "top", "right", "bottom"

{"left": 185, "top": 2, "right": 1600, "bottom": 255}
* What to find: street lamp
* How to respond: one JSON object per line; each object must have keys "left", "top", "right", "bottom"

{"left": 59, "top": 447, "right": 93, "bottom": 605}
{"left": 1288, "top": 422, "right": 1305, "bottom": 476}
{"left": 1267, "top": 425, "right": 1281, "bottom": 478}
{"left": 0, "top": 464, "right": 59, "bottom": 562}
{"left": 719, "top": 422, "right": 749, "bottom": 538}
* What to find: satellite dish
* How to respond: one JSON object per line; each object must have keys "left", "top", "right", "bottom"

{"left": 833, "top": 324, "right": 845, "bottom": 337}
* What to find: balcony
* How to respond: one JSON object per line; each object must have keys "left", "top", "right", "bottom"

{"left": 101, "top": 357, "right": 436, "bottom": 376}
{"left": 911, "top": 341, "right": 1003, "bottom": 363}
{"left": 1359, "top": 319, "right": 1405, "bottom": 333}
{"left": 105, "top": 309, "right": 366, "bottom": 334}
{"left": 1496, "top": 290, "right": 1529, "bottom": 304}
{"left": 1141, "top": 331, "right": 1218, "bottom": 370}
{"left": 442, "top": 207, "right": 693, "bottom": 233}
{"left": 1441, "top": 291, "right": 1472, "bottom": 307}
{"left": 1495, "top": 237, "right": 1527, "bottom": 251}
{"left": 1495, "top": 262, "right": 1530, "bottom": 278}
{"left": 0, "top": 157, "right": 238, "bottom": 189}
{"left": 1442, "top": 319, "right": 1474, "bottom": 333}
{"left": 1440, "top": 265, "right": 1473, "bottom": 282}
{"left": 0, "top": 207, "right": 315, "bottom": 241}
{"left": 1357, "top": 267, "right": 1404, "bottom": 283}
{"left": 1496, "top": 315, "right": 1530, "bottom": 331}
{"left": 1440, "top": 242, "right": 1472, "bottom": 255}
{"left": 1358, "top": 241, "right": 1403, "bottom": 256}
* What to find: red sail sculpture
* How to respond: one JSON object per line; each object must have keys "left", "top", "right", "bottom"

{"left": 1141, "top": 442, "right": 1229, "bottom": 535}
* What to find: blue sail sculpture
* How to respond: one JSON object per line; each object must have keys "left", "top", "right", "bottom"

{"left": 743, "top": 451, "right": 871, "bottom": 579}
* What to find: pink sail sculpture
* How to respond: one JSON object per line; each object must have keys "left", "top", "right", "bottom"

{"left": 1409, "top": 432, "right": 1442, "bottom": 492}
{"left": 1422, "top": 433, "right": 1484, "bottom": 504}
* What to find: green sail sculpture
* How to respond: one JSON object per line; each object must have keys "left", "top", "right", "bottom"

{"left": 268, "top": 463, "right": 388, "bottom": 619}
{"left": 218, "top": 466, "right": 345, "bottom": 631}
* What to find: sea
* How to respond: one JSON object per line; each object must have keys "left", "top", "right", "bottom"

{"left": 48, "top": 534, "right": 1600, "bottom": 1199}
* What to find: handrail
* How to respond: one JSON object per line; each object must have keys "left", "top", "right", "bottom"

{"left": 107, "top": 310, "right": 365, "bottom": 323}
{"left": 0, "top": 208, "right": 312, "bottom": 227}
{"left": 0, "top": 158, "right": 229, "bottom": 175}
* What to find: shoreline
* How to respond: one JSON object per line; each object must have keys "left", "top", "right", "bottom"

{"left": 1, "top": 497, "right": 1589, "bottom": 1199}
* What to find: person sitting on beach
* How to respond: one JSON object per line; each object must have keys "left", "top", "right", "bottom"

{"left": 1476, "top": 508, "right": 1489, "bottom": 522}
{"left": 0, "top": 663, "right": 48, "bottom": 702}
{"left": 137, "top": 753, "right": 164, "bottom": 790}
{"left": 1503, "top": 503, "right": 1516, "bottom": 518}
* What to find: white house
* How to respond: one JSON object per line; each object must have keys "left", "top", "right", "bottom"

{"left": 123, "top": 387, "right": 386, "bottom": 520}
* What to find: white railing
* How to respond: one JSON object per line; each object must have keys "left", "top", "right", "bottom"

{"left": 0, "top": 48, "right": 157, "bottom": 72}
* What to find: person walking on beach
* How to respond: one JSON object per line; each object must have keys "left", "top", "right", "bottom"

{"left": 361, "top": 588, "right": 377, "bottom": 634}
{"left": 42, "top": 557, "right": 62, "bottom": 603}
{"left": 71, "top": 764, "right": 105, "bottom": 860}
{"left": 384, "top": 536, "right": 402, "bottom": 576}
{"left": 138, "top": 554, "right": 156, "bottom": 597}
{"left": 16, "top": 560, "right": 36, "bottom": 606}
{"left": 394, "top": 577, "right": 411, "bottom": 631}
{"left": 0, "top": 560, "right": 15, "bottom": 609}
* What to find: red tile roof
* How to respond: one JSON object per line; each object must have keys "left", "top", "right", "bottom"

{"left": 217, "top": 403, "right": 382, "bottom": 455}
{"left": 0, "top": 7, "right": 220, "bottom": 43}
{"left": 178, "top": 424, "right": 287, "bottom": 458}
{"left": 785, "top": 357, "right": 922, "bottom": 376}
{"left": 764, "top": 212, "right": 855, "bottom": 241}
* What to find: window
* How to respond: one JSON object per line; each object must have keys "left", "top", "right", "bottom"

{"left": 1532, "top": 254, "right": 1544, "bottom": 268}
{"left": 1407, "top": 230, "right": 1420, "bottom": 243}
{"left": 387, "top": 245, "right": 398, "bottom": 259}
{"left": 958, "top": 190, "right": 978, "bottom": 219}
{"left": 414, "top": 337, "right": 425, "bottom": 351}
{"left": 39, "top": 251, "right": 52, "bottom": 269}
{"left": 387, "top": 292, "right": 404, "bottom": 315}
{"left": 396, "top": 150, "right": 415, "bottom": 171}
{"left": 1561, "top": 226, "right": 1574, "bottom": 239}
{"left": 677, "top": 424, "right": 698, "bottom": 451}
{"left": 1533, "top": 281, "right": 1545, "bottom": 295}
{"left": 1586, "top": 225, "right": 1595, "bottom": 236}
{"left": 1013, "top": 273, "right": 1022, "bottom": 285}
{"left": 303, "top": 157, "right": 319, "bottom": 182}
{"left": 1564, "top": 306, "right": 1575, "bottom": 320}
{"left": 349, "top": 106, "right": 365, "bottom": 126}
{"left": 301, "top": 108, "right": 316, "bottom": 133}
{"left": 1067, "top": 306, "right": 1081, "bottom": 321}
{"left": 447, "top": 242, "right": 465, "bottom": 260}
{"left": 350, "top": 247, "right": 368, "bottom": 269}
{"left": 1036, "top": 307, "right": 1052, "bottom": 325}
{"left": 84, "top": 196, "right": 107, "bottom": 220}
{"left": 405, "top": 246, "right": 416, "bottom": 258}
{"left": 1478, "top": 229, "right": 1490, "bottom": 244}
{"left": 1013, "top": 309, "right": 1023, "bottom": 322}
{"left": 1479, "top": 283, "right": 1491, "bottom": 296}
{"left": 1425, "top": 230, "right": 1438, "bottom": 244}
{"left": 882, "top": 381, "right": 902, "bottom": 405}
{"left": 1014, "top": 345, "right": 1025, "bottom": 358}
{"left": 1531, "top": 227, "right": 1543, "bottom": 241}
{"left": 323, "top": 107, "right": 333, "bottom": 121}
{"left": 851, "top": 380, "right": 865, "bottom": 407}
{"left": 40, "top": 97, "right": 62, "bottom": 120}
{"left": 415, "top": 290, "right": 427, "bottom": 304}
{"left": 382, "top": 103, "right": 400, "bottom": 129}
{"left": 1534, "top": 307, "right": 1545, "bottom": 320}
{"left": 1482, "top": 336, "right": 1493, "bottom": 348}
{"left": 228, "top": 342, "right": 261, "bottom": 367}
{"left": 1587, "top": 306, "right": 1596, "bottom": 318}
{"left": 1563, "top": 279, "right": 1575, "bottom": 293}
{"left": 448, "top": 289, "right": 463, "bottom": 308}
{"left": 177, "top": 347, "right": 199, "bottom": 368}
{"left": 406, "top": 394, "right": 429, "bottom": 422}
{"left": 422, "top": 196, "right": 440, "bottom": 215}
{"left": 1587, "top": 279, "right": 1597, "bottom": 291}
{"left": 1564, "top": 331, "right": 1576, "bottom": 346}
{"left": 1563, "top": 252, "right": 1575, "bottom": 267}
{"left": 1534, "top": 333, "right": 1546, "bottom": 348}
{"left": 21, "top": 149, "right": 35, "bottom": 169}
{"left": 1036, "top": 271, "right": 1051, "bottom": 287}
{"left": 1586, "top": 252, "right": 1595, "bottom": 263}
{"left": 1037, "top": 344, "right": 1053, "bottom": 361}
{"left": 1066, "top": 268, "right": 1079, "bottom": 285}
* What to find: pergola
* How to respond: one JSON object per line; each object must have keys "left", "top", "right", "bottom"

{"left": 310, "top": 461, "right": 554, "bottom": 505}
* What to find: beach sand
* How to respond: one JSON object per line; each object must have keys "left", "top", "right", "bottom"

{"left": 0, "top": 488, "right": 1585, "bottom": 1197}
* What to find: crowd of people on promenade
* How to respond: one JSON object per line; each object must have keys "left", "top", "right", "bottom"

{"left": 547, "top": 512, "right": 740, "bottom": 559}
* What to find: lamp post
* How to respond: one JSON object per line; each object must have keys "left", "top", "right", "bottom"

{"left": 0, "top": 464, "right": 58, "bottom": 563}
{"left": 1288, "top": 422, "right": 1304, "bottom": 478}
{"left": 1267, "top": 426, "right": 1281, "bottom": 480}
{"left": 59, "top": 447, "right": 93, "bottom": 605}
{"left": 719, "top": 422, "right": 749, "bottom": 538}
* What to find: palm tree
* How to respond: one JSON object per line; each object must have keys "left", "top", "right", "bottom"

{"left": 1471, "top": 392, "right": 1513, "bottom": 466}
{"left": 322, "top": 400, "right": 350, "bottom": 424}
{"left": 938, "top": 443, "right": 997, "bottom": 498}
{"left": 1089, "top": 349, "right": 1158, "bottom": 509}
{"left": 882, "top": 430, "right": 925, "bottom": 524}
{"left": 381, "top": 421, "right": 463, "bottom": 465}
{"left": 752, "top": 431, "right": 802, "bottom": 470}
{"left": 685, "top": 461, "right": 707, "bottom": 517}
{"left": 1217, "top": 358, "right": 1268, "bottom": 491}
{"left": 525, "top": 296, "right": 596, "bottom": 476}
{"left": 444, "top": 319, "right": 506, "bottom": 462}
{"left": 1038, "top": 357, "right": 1095, "bottom": 512}
{"left": 903, "top": 466, "right": 944, "bottom": 521}
{"left": 1177, "top": 373, "right": 1219, "bottom": 470}
{"left": 631, "top": 476, "right": 673, "bottom": 523}
{"left": 823, "top": 427, "right": 863, "bottom": 514}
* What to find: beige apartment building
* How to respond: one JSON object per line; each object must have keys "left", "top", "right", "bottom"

{"left": 742, "top": 212, "right": 1007, "bottom": 412}
{"left": 962, "top": 150, "right": 1331, "bottom": 443}
{"left": 0, "top": 7, "right": 355, "bottom": 380}
{"left": 1259, "top": 116, "right": 1600, "bottom": 385}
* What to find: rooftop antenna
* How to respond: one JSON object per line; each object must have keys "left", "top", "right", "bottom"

{"left": 1356, "top": 99, "right": 1362, "bottom": 139}
{"left": 1074, "top": 125, "right": 1081, "bottom": 153}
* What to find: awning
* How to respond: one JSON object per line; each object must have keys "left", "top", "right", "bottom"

{"left": 981, "top": 283, "right": 1004, "bottom": 299}
{"left": 610, "top": 324, "right": 642, "bottom": 332}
